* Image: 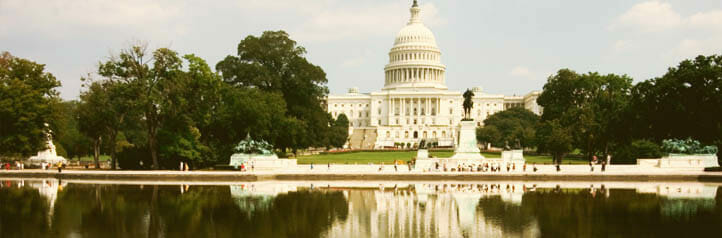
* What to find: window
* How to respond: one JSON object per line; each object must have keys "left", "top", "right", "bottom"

{"left": 405, "top": 131, "right": 409, "bottom": 138}
{"left": 386, "top": 131, "right": 391, "bottom": 138}
{"left": 378, "top": 120, "right": 381, "bottom": 125}
{"left": 414, "top": 119, "right": 417, "bottom": 125}
{"left": 423, "top": 131, "right": 427, "bottom": 138}
{"left": 449, "top": 108, "right": 453, "bottom": 114}
{"left": 378, "top": 109, "right": 381, "bottom": 114}
{"left": 334, "top": 104, "right": 337, "bottom": 108}
{"left": 341, "top": 104, "right": 344, "bottom": 107}
{"left": 432, "top": 131, "right": 437, "bottom": 138}
{"left": 442, "top": 131, "right": 446, "bottom": 137}
{"left": 358, "top": 112, "right": 362, "bottom": 117}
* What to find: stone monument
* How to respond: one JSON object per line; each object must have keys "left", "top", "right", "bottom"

{"left": 26, "top": 126, "right": 67, "bottom": 166}
{"left": 637, "top": 138, "right": 718, "bottom": 168}
{"left": 229, "top": 134, "right": 296, "bottom": 170}
{"left": 451, "top": 89, "right": 484, "bottom": 160}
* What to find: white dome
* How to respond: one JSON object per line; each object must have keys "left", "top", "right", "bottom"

{"left": 392, "top": 1, "right": 438, "bottom": 48}
{"left": 394, "top": 24, "right": 438, "bottom": 47}
{"left": 383, "top": 1, "right": 447, "bottom": 91}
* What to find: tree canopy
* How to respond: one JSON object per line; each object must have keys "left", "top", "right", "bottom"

{"left": 217, "top": 30, "right": 332, "bottom": 152}
{"left": 0, "top": 52, "right": 61, "bottom": 158}
{"left": 478, "top": 107, "right": 539, "bottom": 149}
{"left": 537, "top": 69, "right": 633, "bottom": 159}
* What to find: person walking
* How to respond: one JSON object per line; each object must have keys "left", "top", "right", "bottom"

{"left": 57, "top": 162, "right": 63, "bottom": 173}
{"left": 606, "top": 154, "right": 611, "bottom": 165}
{"left": 601, "top": 160, "right": 607, "bottom": 172}
{"left": 310, "top": 163, "right": 314, "bottom": 170}
{"left": 180, "top": 161, "right": 184, "bottom": 171}
{"left": 590, "top": 161, "right": 594, "bottom": 172}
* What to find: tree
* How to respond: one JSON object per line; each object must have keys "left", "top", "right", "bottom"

{"left": 52, "top": 100, "right": 90, "bottom": 160}
{"left": 628, "top": 54, "right": 722, "bottom": 159}
{"left": 476, "top": 125, "right": 501, "bottom": 149}
{"left": 481, "top": 107, "right": 539, "bottom": 149}
{"left": 98, "top": 45, "right": 183, "bottom": 169}
{"left": 537, "top": 69, "right": 633, "bottom": 159}
{"left": 216, "top": 31, "right": 331, "bottom": 153}
{"left": 0, "top": 52, "right": 61, "bottom": 158}
{"left": 536, "top": 120, "right": 573, "bottom": 164}
{"left": 77, "top": 81, "right": 111, "bottom": 168}
{"left": 329, "top": 114, "right": 350, "bottom": 148}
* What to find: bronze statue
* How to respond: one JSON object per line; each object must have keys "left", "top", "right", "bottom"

{"left": 462, "top": 89, "right": 474, "bottom": 119}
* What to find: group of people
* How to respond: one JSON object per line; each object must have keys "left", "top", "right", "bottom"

{"left": 431, "top": 161, "right": 538, "bottom": 173}
{"left": 237, "top": 161, "right": 254, "bottom": 172}
{"left": 588, "top": 155, "right": 610, "bottom": 172}
{"left": 3, "top": 161, "right": 26, "bottom": 170}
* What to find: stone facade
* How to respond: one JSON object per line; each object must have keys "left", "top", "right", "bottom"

{"left": 326, "top": 1, "right": 542, "bottom": 149}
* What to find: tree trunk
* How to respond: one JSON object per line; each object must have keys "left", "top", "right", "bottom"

{"left": 150, "top": 133, "right": 158, "bottom": 170}
{"left": 93, "top": 136, "right": 101, "bottom": 169}
{"left": 109, "top": 131, "right": 117, "bottom": 170}
{"left": 147, "top": 185, "right": 160, "bottom": 238}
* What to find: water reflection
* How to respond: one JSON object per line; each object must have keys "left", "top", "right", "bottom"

{"left": 0, "top": 179, "right": 720, "bottom": 238}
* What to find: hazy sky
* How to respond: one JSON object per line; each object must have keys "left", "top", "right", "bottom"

{"left": 2, "top": 0, "right": 721, "bottom": 100}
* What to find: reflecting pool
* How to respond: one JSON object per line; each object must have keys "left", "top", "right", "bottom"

{"left": 0, "top": 179, "right": 720, "bottom": 238}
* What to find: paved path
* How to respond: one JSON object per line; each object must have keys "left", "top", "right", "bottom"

{"left": 1, "top": 165, "right": 721, "bottom": 182}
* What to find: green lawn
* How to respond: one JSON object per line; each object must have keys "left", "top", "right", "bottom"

{"left": 296, "top": 151, "right": 588, "bottom": 165}
{"left": 75, "top": 155, "right": 111, "bottom": 162}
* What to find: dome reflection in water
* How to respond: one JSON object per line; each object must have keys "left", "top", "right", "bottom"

{"left": 0, "top": 180, "right": 720, "bottom": 238}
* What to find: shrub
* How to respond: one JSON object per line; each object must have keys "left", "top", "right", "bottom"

{"left": 613, "top": 140, "right": 662, "bottom": 164}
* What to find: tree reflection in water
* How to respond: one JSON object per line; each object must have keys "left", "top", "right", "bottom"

{"left": 1, "top": 180, "right": 721, "bottom": 238}
{"left": 478, "top": 187, "right": 722, "bottom": 238}
{"left": 0, "top": 181, "right": 348, "bottom": 238}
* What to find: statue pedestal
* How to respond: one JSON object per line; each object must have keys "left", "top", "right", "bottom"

{"left": 451, "top": 121, "right": 484, "bottom": 160}
{"left": 229, "top": 153, "right": 296, "bottom": 171}
{"left": 501, "top": 150, "right": 525, "bottom": 162}
{"left": 417, "top": 149, "right": 429, "bottom": 159}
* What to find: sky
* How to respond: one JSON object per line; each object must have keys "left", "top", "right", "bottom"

{"left": 1, "top": 0, "right": 721, "bottom": 100}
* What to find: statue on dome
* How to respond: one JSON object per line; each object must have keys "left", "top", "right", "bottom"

{"left": 462, "top": 89, "right": 474, "bottom": 120}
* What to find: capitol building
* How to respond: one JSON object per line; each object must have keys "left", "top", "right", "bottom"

{"left": 326, "top": 1, "right": 542, "bottom": 149}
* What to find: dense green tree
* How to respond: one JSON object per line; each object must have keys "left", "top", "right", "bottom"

{"left": 537, "top": 69, "right": 633, "bottom": 159}
{"left": 98, "top": 45, "right": 184, "bottom": 169}
{"left": 328, "top": 113, "right": 350, "bottom": 148}
{"left": 216, "top": 30, "right": 331, "bottom": 153}
{"left": 476, "top": 125, "right": 501, "bottom": 149}
{"left": 77, "top": 81, "right": 111, "bottom": 168}
{"left": 480, "top": 107, "right": 539, "bottom": 149}
{"left": 536, "top": 120, "right": 573, "bottom": 164}
{"left": 52, "top": 100, "right": 90, "bottom": 159}
{"left": 0, "top": 52, "right": 61, "bottom": 158}
{"left": 628, "top": 55, "right": 722, "bottom": 159}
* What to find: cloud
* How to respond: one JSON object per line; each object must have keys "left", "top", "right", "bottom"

{"left": 687, "top": 10, "right": 722, "bottom": 29}
{"left": 510, "top": 66, "right": 533, "bottom": 79}
{"left": 609, "top": 1, "right": 722, "bottom": 60}
{"left": 287, "top": 1, "right": 447, "bottom": 43}
{"left": 609, "top": 1, "right": 681, "bottom": 32}
{"left": 0, "top": 0, "right": 183, "bottom": 37}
